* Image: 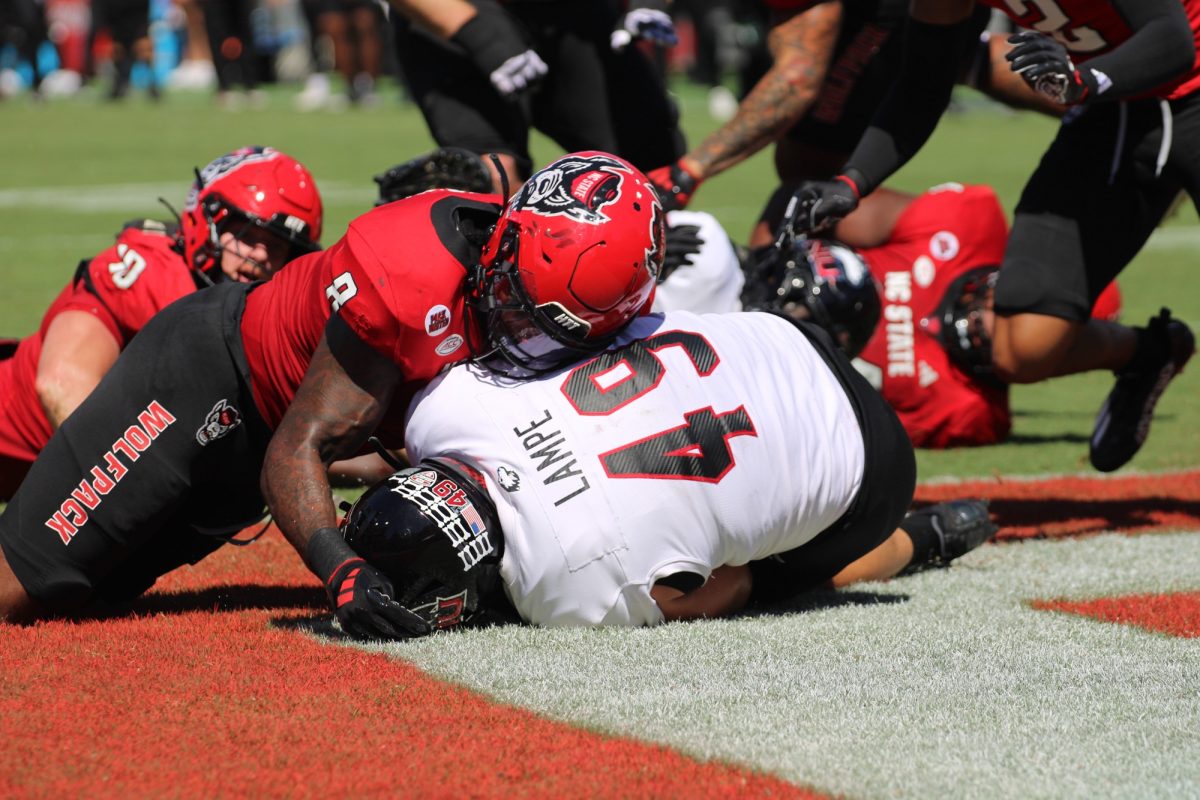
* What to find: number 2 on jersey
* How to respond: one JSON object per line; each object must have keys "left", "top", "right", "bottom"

{"left": 560, "top": 331, "right": 756, "bottom": 482}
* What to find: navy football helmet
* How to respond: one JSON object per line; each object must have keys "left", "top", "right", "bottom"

{"left": 339, "top": 459, "right": 507, "bottom": 633}
{"left": 741, "top": 237, "right": 881, "bottom": 358}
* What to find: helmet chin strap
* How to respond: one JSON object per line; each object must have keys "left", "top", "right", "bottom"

{"left": 487, "top": 153, "right": 509, "bottom": 199}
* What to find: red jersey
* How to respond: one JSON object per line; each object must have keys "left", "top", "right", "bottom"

{"left": 239, "top": 190, "right": 502, "bottom": 433}
{"left": 855, "top": 184, "right": 1012, "bottom": 448}
{"left": 0, "top": 222, "right": 197, "bottom": 470}
{"left": 980, "top": 0, "right": 1200, "bottom": 100}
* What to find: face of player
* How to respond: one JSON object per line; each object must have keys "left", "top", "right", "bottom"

{"left": 217, "top": 228, "right": 293, "bottom": 282}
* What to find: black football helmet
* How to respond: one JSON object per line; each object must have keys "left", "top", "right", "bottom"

{"left": 937, "top": 266, "right": 1000, "bottom": 381}
{"left": 339, "top": 458, "right": 507, "bottom": 633}
{"left": 741, "top": 237, "right": 881, "bottom": 358}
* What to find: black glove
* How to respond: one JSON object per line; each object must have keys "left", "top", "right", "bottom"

{"left": 648, "top": 161, "right": 701, "bottom": 211}
{"left": 1005, "top": 31, "right": 1093, "bottom": 105}
{"left": 374, "top": 147, "right": 495, "bottom": 206}
{"left": 789, "top": 176, "right": 859, "bottom": 235}
{"left": 452, "top": 10, "right": 547, "bottom": 98}
{"left": 307, "top": 527, "right": 431, "bottom": 640}
{"left": 738, "top": 244, "right": 785, "bottom": 311}
{"left": 662, "top": 223, "right": 704, "bottom": 281}
{"left": 611, "top": 6, "right": 678, "bottom": 51}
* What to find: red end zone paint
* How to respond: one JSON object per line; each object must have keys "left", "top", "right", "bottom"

{"left": 1032, "top": 592, "right": 1200, "bottom": 638}
{"left": 915, "top": 469, "right": 1200, "bottom": 540}
{"left": 0, "top": 527, "right": 824, "bottom": 800}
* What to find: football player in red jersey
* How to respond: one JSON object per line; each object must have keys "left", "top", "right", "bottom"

{"left": 0, "top": 146, "right": 323, "bottom": 500}
{"left": 796, "top": 0, "right": 1200, "bottom": 472}
{"left": 760, "top": 183, "right": 1123, "bottom": 448}
{"left": 0, "top": 152, "right": 664, "bottom": 639}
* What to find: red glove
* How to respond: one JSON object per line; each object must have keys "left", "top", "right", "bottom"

{"left": 648, "top": 161, "right": 702, "bottom": 211}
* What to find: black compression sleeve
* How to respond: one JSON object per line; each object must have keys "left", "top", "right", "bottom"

{"left": 1080, "top": 0, "right": 1195, "bottom": 101}
{"left": 840, "top": 16, "right": 977, "bottom": 198}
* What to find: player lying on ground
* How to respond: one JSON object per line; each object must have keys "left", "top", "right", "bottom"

{"left": 795, "top": 0, "right": 1199, "bottom": 472}
{"left": 0, "top": 146, "right": 323, "bottom": 500}
{"left": 0, "top": 152, "right": 664, "bottom": 638}
{"left": 327, "top": 309, "right": 996, "bottom": 637}
{"left": 742, "top": 183, "right": 1122, "bottom": 448}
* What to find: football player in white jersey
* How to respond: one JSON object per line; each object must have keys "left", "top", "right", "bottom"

{"left": 651, "top": 210, "right": 745, "bottom": 315}
{"left": 332, "top": 310, "right": 996, "bottom": 637}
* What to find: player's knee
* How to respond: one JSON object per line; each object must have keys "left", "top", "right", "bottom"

{"left": 991, "top": 317, "right": 1073, "bottom": 384}
{"left": 988, "top": 345, "right": 1056, "bottom": 386}
{"left": 991, "top": 343, "right": 1057, "bottom": 384}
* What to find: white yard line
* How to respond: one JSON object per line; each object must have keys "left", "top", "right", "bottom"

{"left": 0, "top": 181, "right": 374, "bottom": 212}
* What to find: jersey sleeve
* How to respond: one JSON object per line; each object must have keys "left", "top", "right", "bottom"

{"left": 327, "top": 228, "right": 410, "bottom": 364}
{"left": 59, "top": 228, "right": 195, "bottom": 347}
{"left": 328, "top": 207, "right": 474, "bottom": 382}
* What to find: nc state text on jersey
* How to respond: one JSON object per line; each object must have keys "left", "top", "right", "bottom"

{"left": 512, "top": 410, "right": 590, "bottom": 506}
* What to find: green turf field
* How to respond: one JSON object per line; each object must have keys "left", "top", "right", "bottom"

{"left": 1, "top": 81, "right": 1198, "bottom": 800}
{"left": 1, "top": 81, "right": 1197, "bottom": 480}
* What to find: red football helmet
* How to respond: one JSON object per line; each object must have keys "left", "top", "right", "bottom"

{"left": 180, "top": 146, "right": 323, "bottom": 278}
{"left": 469, "top": 151, "right": 664, "bottom": 376}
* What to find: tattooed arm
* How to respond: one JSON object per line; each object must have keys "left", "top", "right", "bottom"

{"left": 262, "top": 314, "right": 402, "bottom": 561}
{"left": 681, "top": 3, "right": 842, "bottom": 182}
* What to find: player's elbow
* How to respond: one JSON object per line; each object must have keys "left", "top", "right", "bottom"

{"left": 34, "top": 366, "right": 92, "bottom": 428}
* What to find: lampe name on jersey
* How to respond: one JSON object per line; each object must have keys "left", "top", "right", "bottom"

{"left": 404, "top": 310, "right": 865, "bottom": 627}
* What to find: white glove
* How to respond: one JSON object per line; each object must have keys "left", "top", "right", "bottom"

{"left": 490, "top": 49, "right": 549, "bottom": 96}
{"left": 611, "top": 8, "right": 678, "bottom": 51}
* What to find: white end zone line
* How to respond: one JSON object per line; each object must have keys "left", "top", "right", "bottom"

{"left": 0, "top": 181, "right": 375, "bottom": 213}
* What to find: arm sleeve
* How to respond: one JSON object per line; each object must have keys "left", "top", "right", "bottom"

{"left": 839, "top": 15, "right": 978, "bottom": 197}
{"left": 1080, "top": 0, "right": 1196, "bottom": 101}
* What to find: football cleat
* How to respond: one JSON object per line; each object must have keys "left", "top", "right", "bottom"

{"left": 898, "top": 499, "right": 997, "bottom": 575}
{"left": 1090, "top": 309, "right": 1194, "bottom": 473}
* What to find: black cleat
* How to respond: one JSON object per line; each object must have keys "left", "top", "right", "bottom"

{"left": 1090, "top": 309, "right": 1194, "bottom": 473}
{"left": 898, "top": 499, "right": 997, "bottom": 575}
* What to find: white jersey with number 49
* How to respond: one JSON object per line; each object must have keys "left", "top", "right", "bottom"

{"left": 404, "top": 310, "right": 865, "bottom": 627}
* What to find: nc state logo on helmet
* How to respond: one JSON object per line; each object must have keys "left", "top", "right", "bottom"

{"left": 180, "top": 145, "right": 324, "bottom": 278}
{"left": 470, "top": 151, "right": 665, "bottom": 376}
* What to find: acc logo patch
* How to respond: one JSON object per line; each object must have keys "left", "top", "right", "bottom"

{"left": 436, "top": 334, "right": 464, "bottom": 357}
{"left": 196, "top": 399, "right": 242, "bottom": 445}
{"left": 425, "top": 305, "right": 452, "bottom": 335}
